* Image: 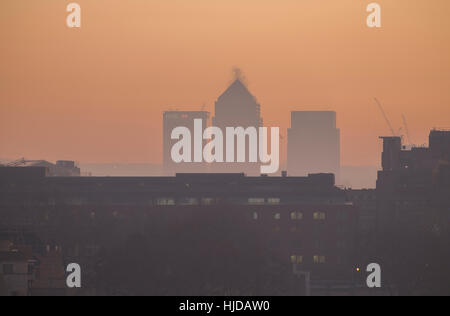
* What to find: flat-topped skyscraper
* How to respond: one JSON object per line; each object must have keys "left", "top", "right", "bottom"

{"left": 287, "top": 111, "right": 341, "bottom": 180}
{"left": 163, "top": 111, "right": 210, "bottom": 175}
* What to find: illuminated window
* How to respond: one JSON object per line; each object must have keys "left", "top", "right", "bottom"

{"left": 274, "top": 213, "right": 281, "bottom": 220}
{"left": 201, "top": 198, "right": 215, "bottom": 205}
{"left": 253, "top": 212, "right": 259, "bottom": 220}
{"left": 291, "top": 212, "right": 303, "bottom": 220}
{"left": 248, "top": 198, "right": 265, "bottom": 205}
{"left": 156, "top": 198, "right": 175, "bottom": 206}
{"left": 314, "top": 255, "right": 326, "bottom": 264}
{"left": 314, "top": 212, "right": 326, "bottom": 220}
{"left": 179, "top": 198, "right": 198, "bottom": 206}
{"left": 290, "top": 255, "right": 303, "bottom": 264}
{"left": 268, "top": 198, "right": 280, "bottom": 205}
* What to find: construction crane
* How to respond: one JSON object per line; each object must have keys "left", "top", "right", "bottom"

{"left": 374, "top": 98, "right": 396, "bottom": 136}
{"left": 402, "top": 114, "right": 412, "bottom": 145}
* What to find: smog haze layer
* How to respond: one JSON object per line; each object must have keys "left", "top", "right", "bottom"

{"left": 1, "top": 0, "right": 450, "bottom": 165}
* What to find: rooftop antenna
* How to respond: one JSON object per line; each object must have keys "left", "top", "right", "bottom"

{"left": 374, "top": 98, "right": 396, "bottom": 136}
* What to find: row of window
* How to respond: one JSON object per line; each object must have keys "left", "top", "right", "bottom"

{"left": 42, "top": 210, "right": 332, "bottom": 223}
{"left": 156, "top": 197, "right": 217, "bottom": 206}
{"left": 248, "top": 198, "right": 281, "bottom": 205}
{"left": 290, "top": 255, "right": 327, "bottom": 264}
{"left": 253, "top": 211, "right": 327, "bottom": 221}
{"left": 39, "top": 197, "right": 351, "bottom": 211}
{"left": 158, "top": 197, "right": 283, "bottom": 206}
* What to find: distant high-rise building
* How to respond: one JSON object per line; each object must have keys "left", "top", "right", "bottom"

{"left": 287, "top": 111, "right": 340, "bottom": 179}
{"left": 211, "top": 79, "right": 263, "bottom": 175}
{"left": 163, "top": 111, "right": 210, "bottom": 175}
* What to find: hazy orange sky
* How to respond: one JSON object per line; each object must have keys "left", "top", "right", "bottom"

{"left": 1, "top": 0, "right": 450, "bottom": 166}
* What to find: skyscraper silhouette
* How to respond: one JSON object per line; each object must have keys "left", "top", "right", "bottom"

{"left": 211, "top": 75, "right": 263, "bottom": 175}
{"left": 287, "top": 111, "right": 340, "bottom": 180}
{"left": 163, "top": 111, "right": 210, "bottom": 175}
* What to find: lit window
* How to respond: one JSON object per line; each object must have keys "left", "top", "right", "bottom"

{"left": 179, "top": 198, "right": 198, "bottom": 206}
{"left": 274, "top": 213, "right": 281, "bottom": 220}
{"left": 314, "top": 212, "right": 326, "bottom": 220}
{"left": 156, "top": 198, "right": 175, "bottom": 206}
{"left": 253, "top": 212, "right": 259, "bottom": 220}
{"left": 248, "top": 198, "right": 265, "bottom": 205}
{"left": 201, "top": 198, "right": 215, "bottom": 205}
{"left": 314, "top": 255, "right": 326, "bottom": 264}
{"left": 268, "top": 198, "right": 280, "bottom": 205}
{"left": 291, "top": 255, "right": 303, "bottom": 264}
{"left": 291, "top": 212, "right": 303, "bottom": 220}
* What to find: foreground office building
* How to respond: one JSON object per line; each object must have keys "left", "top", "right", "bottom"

{"left": 0, "top": 168, "right": 358, "bottom": 295}
{"left": 375, "top": 130, "right": 450, "bottom": 295}
{"left": 377, "top": 130, "right": 450, "bottom": 231}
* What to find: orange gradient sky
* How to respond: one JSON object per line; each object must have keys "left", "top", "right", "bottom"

{"left": 1, "top": 0, "right": 450, "bottom": 166}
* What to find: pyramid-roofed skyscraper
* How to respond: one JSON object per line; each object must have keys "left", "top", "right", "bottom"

{"left": 211, "top": 72, "right": 264, "bottom": 175}
{"left": 213, "top": 79, "right": 263, "bottom": 128}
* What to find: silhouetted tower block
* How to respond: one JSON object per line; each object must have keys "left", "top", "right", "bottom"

{"left": 429, "top": 130, "right": 450, "bottom": 161}
{"left": 211, "top": 79, "right": 263, "bottom": 175}
{"left": 379, "top": 136, "right": 402, "bottom": 171}
{"left": 287, "top": 111, "right": 340, "bottom": 179}
{"left": 163, "top": 111, "right": 210, "bottom": 176}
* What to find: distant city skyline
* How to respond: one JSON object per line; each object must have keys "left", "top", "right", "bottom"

{"left": 1, "top": 0, "right": 450, "bottom": 167}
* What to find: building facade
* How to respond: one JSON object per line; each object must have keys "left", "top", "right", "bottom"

{"left": 375, "top": 130, "right": 450, "bottom": 295}
{"left": 0, "top": 167, "right": 358, "bottom": 295}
